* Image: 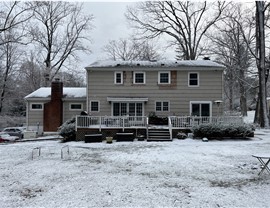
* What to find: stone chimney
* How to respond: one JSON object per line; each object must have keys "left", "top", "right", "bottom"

{"left": 43, "top": 78, "right": 63, "bottom": 132}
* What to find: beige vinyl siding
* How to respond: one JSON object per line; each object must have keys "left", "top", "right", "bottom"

{"left": 26, "top": 101, "right": 47, "bottom": 128}
{"left": 87, "top": 68, "right": 223, "bottom": 117}
{"left": 26, "top": 100, "right": 87, "bottom": 129}
{"left": 63, "top": 101, "right": 86, "bottom": 121}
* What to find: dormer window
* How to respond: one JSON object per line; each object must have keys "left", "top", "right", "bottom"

{"left": 114, "top": 72, "right": 123, "bottom": 84}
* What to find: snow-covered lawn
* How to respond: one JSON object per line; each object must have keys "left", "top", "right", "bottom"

{"left": 1, "top": 128, "right": 270, "bottom": 208}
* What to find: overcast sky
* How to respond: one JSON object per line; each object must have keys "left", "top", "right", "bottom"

{"left": 79, "top": 1, "right": 175, "bottom": 69}
{"left": 80, "top": 2, "right": 135, "bottom": 68}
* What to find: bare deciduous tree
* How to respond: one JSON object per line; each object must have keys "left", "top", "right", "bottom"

{"left": 0, "top": 28, "right": 24, "bottom": 114}
{"left": 0, "top": 2, "right": 34, "bottom": 114}
{"left": 255, "top": 1, "right": 269, "bottom": 128}
{"left": 103, "top": 38, "right": 160, "bottom": 61}
{"left": 209, "top": 4, "right": 254, "bottom": 116}
{"left": 17, "top": 52, "right": 43, "bottom": 93}
{"left": 126, "top": 1, "right": 228, "bottom": 60}
{"left": 0, "top": 2, "right": 33, "bottom": 45}
{"left": 28, "top": 1, "right": 94, "bottom": 86}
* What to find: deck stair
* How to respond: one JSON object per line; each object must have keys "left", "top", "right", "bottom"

{"left": 147, "top": 128, "right": 172, "bottom": 141}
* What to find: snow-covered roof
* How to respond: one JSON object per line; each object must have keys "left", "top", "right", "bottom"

{"left": 24, "top": 87, "right": 86, "bottom": 99}
{"left": 86, "top": 60, "right": 224, "bottom": 70}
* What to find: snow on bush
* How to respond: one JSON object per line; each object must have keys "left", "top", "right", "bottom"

{"left": 192, "top": 123, "right": 255, "bottom": 139}
{"left": 58, "top": 117, "right": 76, "bottom": 142}
{"left": 176, "top": 132, "right": 187, "bottom": 139}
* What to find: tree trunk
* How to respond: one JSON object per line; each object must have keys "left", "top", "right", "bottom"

{"left": 239, "top": 68, "right": 247, "bottom": 116}
{"left": 256, "top": 1, "right": 269, "bottom": 128}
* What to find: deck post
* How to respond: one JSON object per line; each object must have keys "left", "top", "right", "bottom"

{"left": 122, "top": 117, "right": 125, "bottom": 132}
{"left": 99, "top": 116, "right": 101, "bottom": 132}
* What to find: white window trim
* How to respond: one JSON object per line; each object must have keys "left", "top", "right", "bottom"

{"left": 155, "top": 101, "right": 170, "bottom": 112}
{"left": 90, "top": 100, "right": 100, "bottom": 112}
{"left": 188, "top": 72, "right": 200, "bottom": 87}
{"left": 111, "top": 102, "right": 145, "bottom": 117}
{"left": 114, "top": 71, "right": 123, "bottom": 84}
{"left": 30, "top": 103, "right": 43, "bottom": 111}
{"left": 69, "top": 103, "right": 83, "bottom": 111}
{"left": 189, "top": 101, "right": 212, "bottom": 117}
{"left": 133, "top": 71, "right": 146, "bottom": 84}
{"left": 158, "top": 71, "right": 171, "bottom": 84}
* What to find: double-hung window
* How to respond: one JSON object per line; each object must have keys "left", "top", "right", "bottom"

{"left": 158, "top": 72, "right": 170, "bottom": 84}
{"left": 114, "top": 72, "right": 123, "bottom": 84}
{"left": 90, "top": 101, "right": 99, "bottom": 112}
{"left": 133, "top": 72, "right": 145, "bottom": 84}
{"left": 156, "top": 101, "right": 169, "bottom": 112}
{"left": 189, "top": 72, "right": 199, "bottom": 87}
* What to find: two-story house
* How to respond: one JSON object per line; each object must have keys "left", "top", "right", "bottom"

{"left": 85, "top": 60, "right": 224, "bottom": 118}
{"left": 25, "top": 59, "right": 226, "bottom": 140}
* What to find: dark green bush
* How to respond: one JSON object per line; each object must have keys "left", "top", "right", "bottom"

{"left": 148, "top": 112, "right": 168, "bottom": 125}
{"left": 58, "top": 117, "right": 76, "bottom": 142}
{"left": 192, "top": 123, "right": 255, "bottom": 139}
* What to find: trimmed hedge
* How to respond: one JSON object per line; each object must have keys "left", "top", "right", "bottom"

{"left": 192, "top": 123, "right": 255, "bottom": 139}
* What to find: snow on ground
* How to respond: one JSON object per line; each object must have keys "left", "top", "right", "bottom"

{"left": 1, "top": 129, "right": 270, "bottom": 208}
{"left": 1, "top": 111, "right": 270, "bottom": 207}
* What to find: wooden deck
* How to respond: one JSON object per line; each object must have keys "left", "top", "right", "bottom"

{"left": 75, "top": 115, "right": 244, "bottom": 142}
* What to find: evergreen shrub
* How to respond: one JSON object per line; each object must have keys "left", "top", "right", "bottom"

{"left": 192, "top": 123, "right": 255, "bottom": 139}
{"left": 59, "top": 117, "right": 76, "bottom": 142}
{"left": 148, "top": 112, "right": 168, "bottom": 125}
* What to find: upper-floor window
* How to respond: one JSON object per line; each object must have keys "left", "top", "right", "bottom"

{"left": 158, "top": 72, "right": 171, "bottom": 84}
{"left": 134, "top": 72, "right": 145, "bottom": 84}
{"left": 70, "top": 103, "right": 83, "bottom": 111}
{"left": 189, "top": 72, "right": 199, "bottom": 87}
{"left": 90, "top": 101, "right": 99, "bottom": 112}
{"left": 114, "top": 72, "right": 123, "bottom": 84}
{"left": 155, "top": 101, "right": 169, "bottom": 112}
{"left": 31, "top": 103, "right": 43, "bottom": 111}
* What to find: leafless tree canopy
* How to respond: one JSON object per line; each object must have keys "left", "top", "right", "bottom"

{"left": 126, "top": 1, "right": 228, "bottom": 60}
{"left": 0, "top": 2, "right": 33, "bottom": 45}
{"left": 103, "top": 38, "right": 160, "bottom": 61}
{"left": 208, "top": 4, "right": 255, "bottom": 116}
{"left": 28, "top": 1, "right": 94, "bottom": 85}
{"left": 0, "top": 2, "right": 33, "bottom": 32}
{"left": 0, "top": 1, "right": 93, "bottom": 114}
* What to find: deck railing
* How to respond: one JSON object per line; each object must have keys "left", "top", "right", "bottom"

{"left": 169, "top": 116, "right": 243, "bottom": 129}
{"left": 76, "top": 116, "right": 148, "bottom": 131}
{"left": 76, "top": 115, "right": 243, "bottom": 130}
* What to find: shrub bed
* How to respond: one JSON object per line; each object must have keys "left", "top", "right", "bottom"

{"left": 148, "top": 112, "right": 168, "bottom": 125}
{"left": 192, "top": 123, "right": 255, "bottom": 139}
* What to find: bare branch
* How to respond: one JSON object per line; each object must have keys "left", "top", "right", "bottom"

{"left": 126, "top": 1, "right": 230, "bottom": 60}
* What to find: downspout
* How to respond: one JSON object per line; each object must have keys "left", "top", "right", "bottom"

{"left": 168, "top": 116, "right": 173, "bottom": 140}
